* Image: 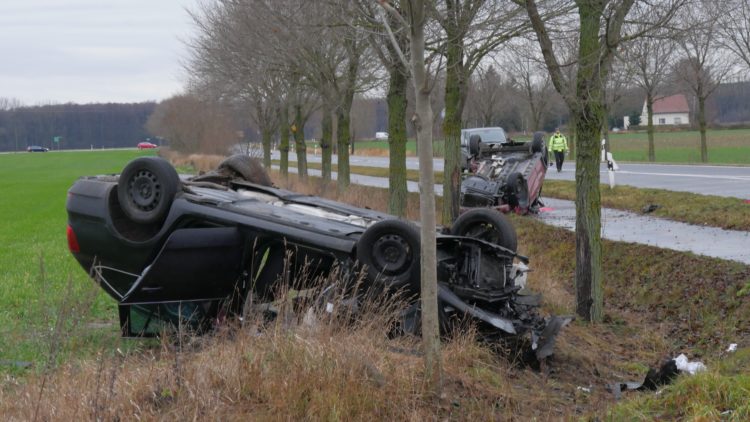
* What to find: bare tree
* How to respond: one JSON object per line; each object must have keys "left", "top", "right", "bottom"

{"left": 465, "top": 66, "right": 508, "bottom": 126}
{"left": 430, "top": 1, "right": 533, "bottom": 225}
{"left": 719, "top": 0, "right": 750, "bottom": 70}
{"left": 503, "top": 42, "right": 555, "bottom": 132}
{"left": 601, "top": 59, "right": 632, "bottom": 154}
{"left": 622, "top": 31, "right": 677, "bottom": 161}
{"left": 379, "top": 0, "right": 441, "bottom": 394}
{"left": 519, "top": 0, "right": 686, "bottom": 321}
{"left": 350, "top": 1, "right": 412, "bottom": 216}
{"left": 146, "top": 94, "right": 240, "bottom": 154}
{"left": 674, "top": 0, "right": 736, "bottom": 163}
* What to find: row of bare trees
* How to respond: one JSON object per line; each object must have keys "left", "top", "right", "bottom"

{"left": 169, "top": 0, "right": 749, "bottom": 394}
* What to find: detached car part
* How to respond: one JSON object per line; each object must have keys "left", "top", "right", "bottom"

{"left": 67, "top": 155, "right": 566, "bottom": 360}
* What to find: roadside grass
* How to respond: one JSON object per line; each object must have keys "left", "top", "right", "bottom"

{"left": 274, "top": 160, "right": 750, "bottom": 231}
{"left": 0, "top": 150, "right": 156, "bottom": 369}
{"left": 543, "top": 180, "right": 750, "bottom": 231}
{"left": 608, "top": 349, "right": 750, "bottom": 420}
{"left": 3, "top": 172, "right": 748, "bottom": 419}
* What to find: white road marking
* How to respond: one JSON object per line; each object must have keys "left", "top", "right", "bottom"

{"left": 612, "top": 170, "right": 750, "bottom": 181}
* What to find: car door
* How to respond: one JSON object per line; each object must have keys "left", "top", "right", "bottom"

{"left": 121, "top": 227, "right": 245, "bottom": 304}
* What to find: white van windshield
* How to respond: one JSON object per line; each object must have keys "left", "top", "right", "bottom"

{"left": 461, "top": 128, "right": 507, "bottom": 146}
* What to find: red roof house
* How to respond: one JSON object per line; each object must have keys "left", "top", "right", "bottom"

{"left": 640, "top": 94, "right": 690, "bottom": 126}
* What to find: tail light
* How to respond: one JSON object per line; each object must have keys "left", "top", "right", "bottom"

{"left": 67, "top": 225, "right": 80, "bottom": 253}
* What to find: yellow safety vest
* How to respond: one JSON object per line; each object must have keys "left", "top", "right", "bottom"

{"left": 549, "top": 134, "right": 568, "bottom": 152}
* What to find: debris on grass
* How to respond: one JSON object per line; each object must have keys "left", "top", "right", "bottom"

{"left": 641, "top": 204, "right": 660, "bottom": 213}
{"left": 674, "top": 354, "right": 706, "bottom": 375}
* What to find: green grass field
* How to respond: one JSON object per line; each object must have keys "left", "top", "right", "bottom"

{"left": 0, "top": 150, "right": 156, "bottom": 368}
{"left": 607, "top": 128, "right": 750, "bottom": 163}
{"left": 353, "top": 128, "right": 750, "bottom": 164}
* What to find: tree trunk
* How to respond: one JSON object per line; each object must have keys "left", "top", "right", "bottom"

{"left": 409, "top": 0, "right": 441, "bottom": 395}
{"left": 574, "top": 2, "right": 605, "bottom": 322}
{"left": 647, "top": 92, "right": 655, "bottom": 162}
{"left": 293, "top": 103, "right": 308, "bottom": 180}
{"left": 279, "top": 106, "right": 290, "bottom": 179}
{"left": 321, "top": 107, "right": 333, "bottom": 184}
{"left": 337, "top": 40, "right": 361, "bottom": 191}
{"left": 336, "top": 108, "right": 351, "bottom": 189}
{"left": 602, "top": 109, "right": 610, "bottom": 155}
{"left": 568, "top": 114, "right": 577, "bottom": 162}
{"left": 697, "top": 95, "right": 708, "bottom": 163}
{"left": 441, "top": 27, "right": 465, "bottom": 226}
{"left": 387, "top": 66, "right": 408, "bottom": 217}
{"left": 261, "top": 127, "right": 272, "bottom": 169}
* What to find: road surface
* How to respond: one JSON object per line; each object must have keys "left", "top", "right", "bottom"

{"left": 275, "top": 152, "right": 750, "bottom": 200}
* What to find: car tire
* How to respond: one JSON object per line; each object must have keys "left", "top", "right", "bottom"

{"left": 218, "top": 154, "right": 272, "bottom": 186}
{"left": 531, "top": 131, "right": 545, "bottom": 153}
{"left": 357, "top": 219, "right": 421, "bottom": 293}
{"left": 451, "top": 208, "right": 517, "bottom": 252}
{"left": 506, "top": 171, "right": 530, "bottom": 211}
{"left": 118, "top": 157, "right": 180, "bottom": 224}
{"left": 468, "top": 134, "right": 482, "bottom": 156}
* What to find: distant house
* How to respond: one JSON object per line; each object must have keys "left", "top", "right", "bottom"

{"left": 640, "top": 94, "right": 690, "bottom": 126}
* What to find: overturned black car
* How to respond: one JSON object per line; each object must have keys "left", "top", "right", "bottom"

{"left": 66, "top": 155, "right": 567, "bottom": 359}
{"left": 461, "top": 129, "right": 548, "bottom": 214}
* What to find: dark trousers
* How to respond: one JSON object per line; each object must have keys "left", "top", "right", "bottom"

{"left": 553, "top": 151, "right": 565, "bottom": 172}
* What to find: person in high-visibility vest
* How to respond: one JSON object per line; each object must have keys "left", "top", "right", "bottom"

{"left": 549, "top": 128, "right": 569, "bottom": 172}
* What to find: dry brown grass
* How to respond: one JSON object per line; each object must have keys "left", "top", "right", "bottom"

{"left": 352, "top": 148, "right": 415, "bottom": 157}
{"left": 0, "top": 292, "right": 670, "bottom": 421}
{"left": 159, "top": 149, "right": 226, "bottom": 173}
{"left": 0, "top": 283, "right": 535, "bottom": 421}
{"left": 277, "top": 176, "right": 424, "bottom": 222}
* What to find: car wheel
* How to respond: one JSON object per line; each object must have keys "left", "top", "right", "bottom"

{"left": 506, "top": 172, "right": 529, "bottom": 211}
{"left": 451, "top": 208, "right": 517, "bottom": 252}
{"left": 356, "top": 219, "right": 421, "bottom": 293}
{"left": 218, "top": 154, "right": 272, "bottom": 186}
{"left": 118, "top": 157, "right": 180, "bottom": 224}
{"left": 468, "top": 134, "right": 482, "bottom": 156}
{"left": 531, "top": 131, "right": 545, "bottom": 153}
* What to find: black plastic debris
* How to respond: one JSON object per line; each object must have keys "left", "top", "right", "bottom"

{"left": 608, "top": 359, "right": 680, "bottom": 400}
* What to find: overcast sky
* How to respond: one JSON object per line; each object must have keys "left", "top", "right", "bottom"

{"left": 0, "top": 0, "right": 200, "bottom": 105}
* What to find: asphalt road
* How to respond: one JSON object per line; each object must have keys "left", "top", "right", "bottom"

{"left": 275, "top": 152, "right": 750, "bottom": 200}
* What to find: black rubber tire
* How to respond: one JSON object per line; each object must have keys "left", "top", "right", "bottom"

{"left": 118, "top": 157, "right": 179, "bottom": 224}
{"left": 451, "top": 208, "right": 517, "bottom": 252}
{"left": 218, "top": 154, "right": 272, "bottom": 186}
{"left": 531, "top": 131, "right": 545, "bottom": 153}
{"left": 468, "top": 134, "right": 482, "bottom": 156}
{"left": 356, "top": 219, "right": 421, "bottom": 293}
{"left": 506, "top": 171, "right": 530, "bottom": 211}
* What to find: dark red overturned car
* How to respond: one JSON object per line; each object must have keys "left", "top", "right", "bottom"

{"left": 460, "top": 128, "right": 548, "bottom": 214}
{"left": 66, "top": 155, "right": 568, "bottom": 359}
